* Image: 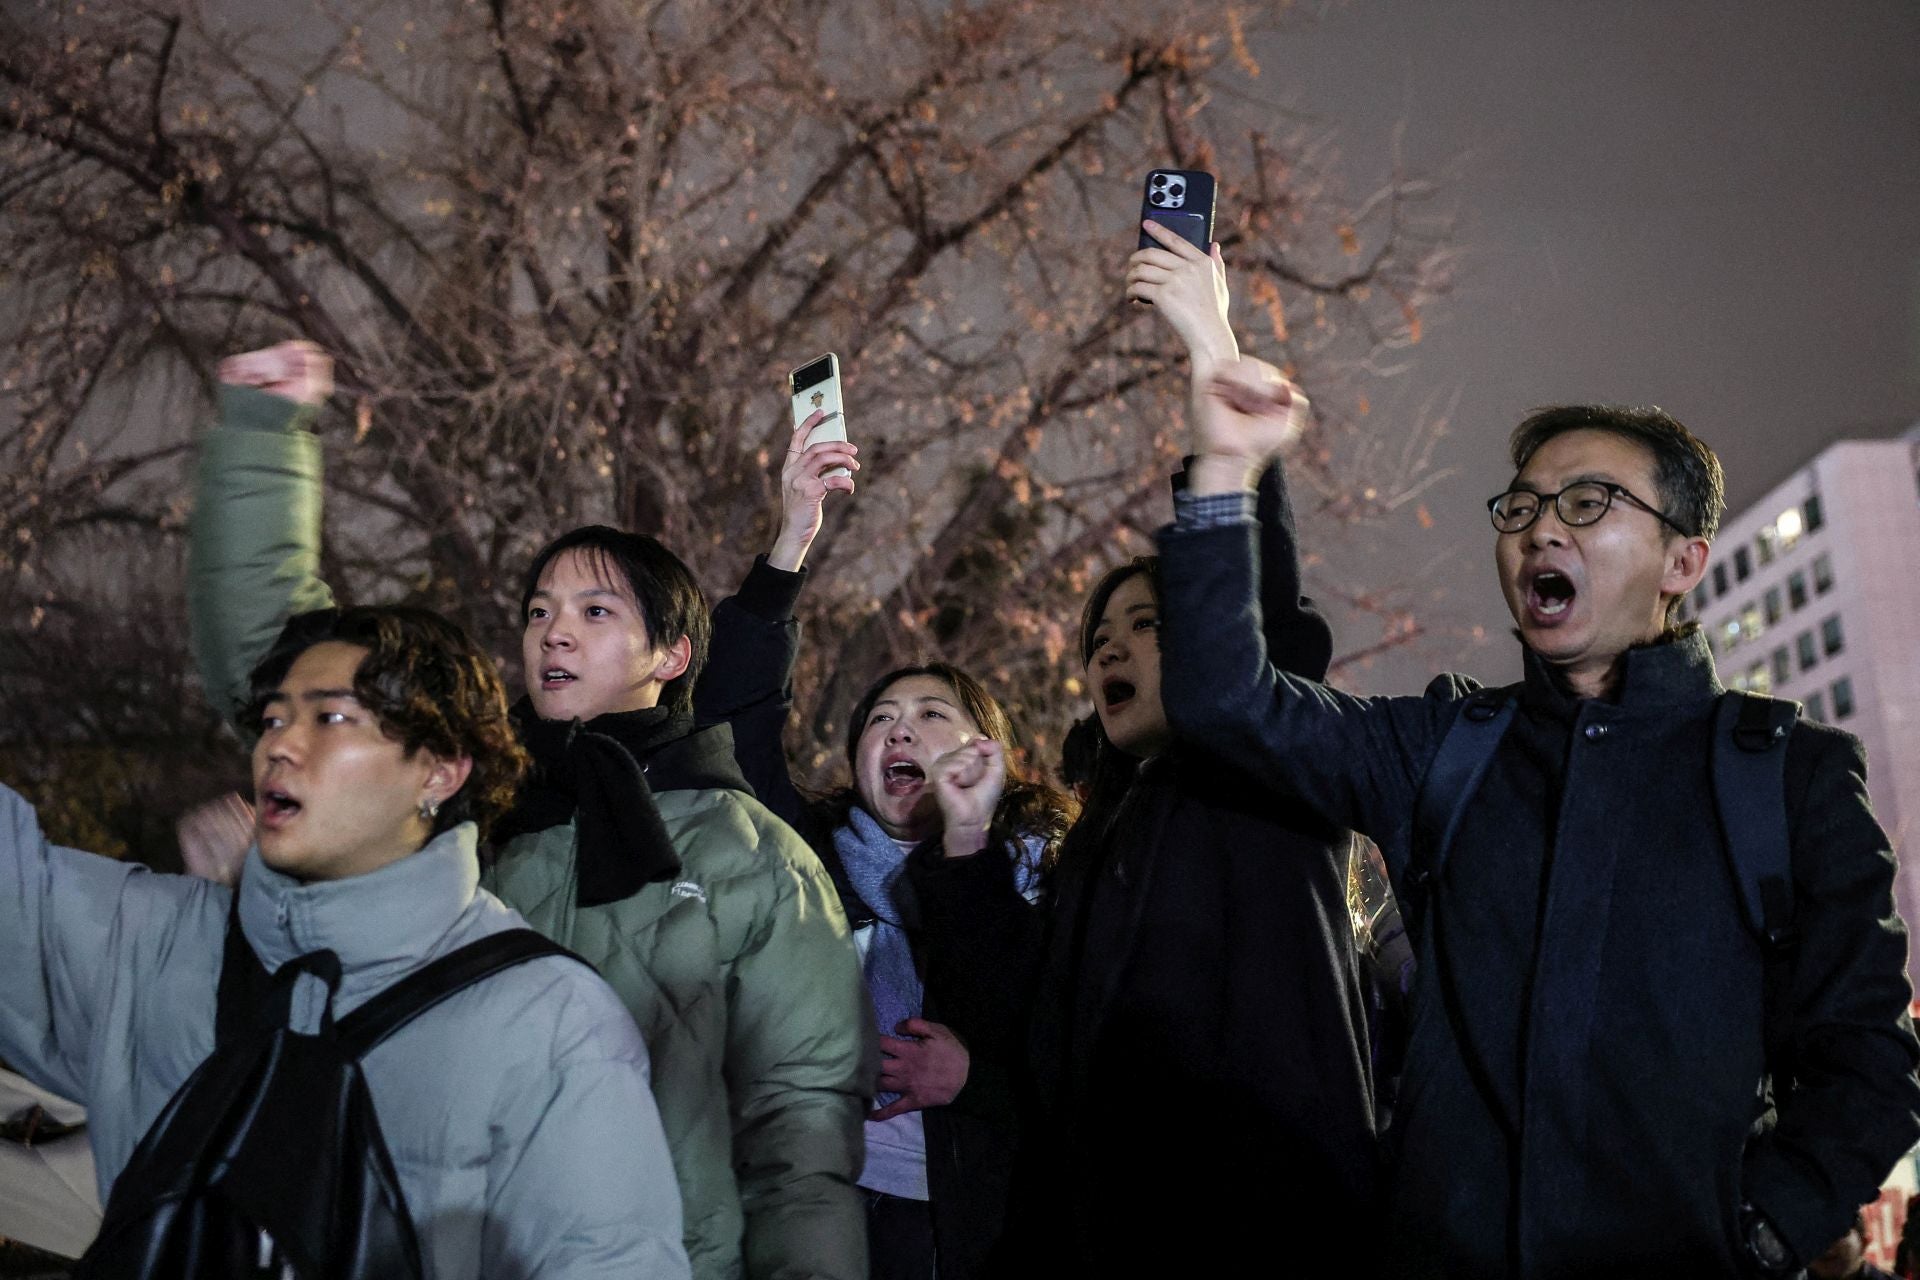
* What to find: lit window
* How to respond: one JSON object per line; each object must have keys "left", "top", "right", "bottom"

{"left": 1813, "top": 553, "right": 1834, "bottom": 594}
{"left": 1755, "top": 528, "right": 1776, "bottom": 566}
{"left": 1788, "top": 572, "right": 1808, "bottom": 611}
{"left": 1804, "top": 494, "right": 1824, "bottom": 533}
{"left": 1774, "top": 505, "right": 1804, "bottom": 548}
{"left": 1763, "top": 587, "right": 1784, "bottom": 625}
{"left": 1739, "top": 602, "right": 1763, "bottom": 641}
{"left": 1807, "top": 692, "right": 1826, "bottom": 723}
{"left": 1797, "top": 632, "right": 1818, "bottom": 672}
{"left": 1821, "top": 614, "right": 1844, "bottom": 657}
{"left": 1832, "top": 676, "right": 1854, "bottom": 719}
{"left": 1770, "top": 646, "right": 1791, "bottom": 685}
{"left": 1746, "top": 661, "right": 1770, "bottom": 694}
{"left": 1721, "top": 618, "right": 1743, "bottom": 650}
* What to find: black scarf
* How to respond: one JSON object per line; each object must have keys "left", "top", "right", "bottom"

{"left": 495, "top": 700, "right": 692, "bottom": 907}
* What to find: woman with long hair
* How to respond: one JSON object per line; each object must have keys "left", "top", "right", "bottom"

{"left": 1004, "top": 222, "right": 1380, "bottom": 1274}
{"left": 697, "top": 438, "right": 1074, "bottom": 1280}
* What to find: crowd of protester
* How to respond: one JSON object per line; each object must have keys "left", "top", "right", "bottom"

{"left": 2, "top": 214, "right": 1918, "bottom": 1279}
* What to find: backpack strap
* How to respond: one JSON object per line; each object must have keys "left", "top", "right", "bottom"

{"left": 1408, "top": 686, "right": 1525, "bottom": 1157}
{"left": 1711, "top": 691, "right": 1800, "bottom": 952}
{"left": 1407, "top": 687, "right": 1519, "bottom": 936}
{"left": 335, "top": 930, "right": 588, "bottom": 1059}
{"left": 1711, "top": 690, "right": 1801, "bottom": 1074}
{"left": 214, "top": 889, "right": 277, "bottom": 1046}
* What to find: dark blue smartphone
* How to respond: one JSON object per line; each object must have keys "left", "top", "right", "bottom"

{"left": 1138, "top": 169, "right": 1216, "bottom": 250}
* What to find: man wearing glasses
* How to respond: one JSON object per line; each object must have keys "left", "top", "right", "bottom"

{"left": 1150, "top": 359, "right": 1920, "bottom": 1278}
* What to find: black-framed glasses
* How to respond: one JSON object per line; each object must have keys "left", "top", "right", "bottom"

{"left": 1487, "top": 481, "right": 1690, "bottom": 536}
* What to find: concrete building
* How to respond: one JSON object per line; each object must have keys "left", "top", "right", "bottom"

{"left": 1677, "top": 423, "right": 1920, "bottom": 967}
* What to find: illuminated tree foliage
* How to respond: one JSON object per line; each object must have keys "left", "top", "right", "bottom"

{"left": 0, "top": 0, "right": 1450, "bottom": 796}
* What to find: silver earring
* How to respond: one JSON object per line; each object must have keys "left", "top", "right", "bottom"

{"left": 419, "top": 798, "right": 441, "bottom": 822}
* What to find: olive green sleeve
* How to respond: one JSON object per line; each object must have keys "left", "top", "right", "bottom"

{"left": 186, "top": 384, "right": 334, "bottom": 731}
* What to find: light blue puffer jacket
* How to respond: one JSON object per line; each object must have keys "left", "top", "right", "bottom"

{"left": 0, "top": 784, "right": 690, "bottom": 1278}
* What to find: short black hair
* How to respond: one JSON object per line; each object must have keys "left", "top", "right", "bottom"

{"left": 245, "top": 606, "right": 529, "bottom": 840}
{"left": 519, "top": 525, "right": 711, "bottom": 716}
{"left": 1508, "top": 404, "right": 1725, "bottom": 542}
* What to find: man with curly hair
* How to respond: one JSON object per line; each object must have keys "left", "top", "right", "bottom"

{"left": 0, "top": 603, "right": 690, "bottom": 1276}
{"left": 188, "top": 342, "right": 872, "bottom": 1280}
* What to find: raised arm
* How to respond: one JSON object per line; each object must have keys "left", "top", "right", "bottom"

{"left": 1156, "top": 359, "right": 1450, "bottom": 856}
{"left": 1129, "top": 220, "right": 1332, "bottom": 680}
{"left": 187, "top": 342, "right": 337, "bottom": 729}
{"left": 697, "top": 556, "right": 809, "bottom": 828}
{"left": 1251, "top": 457, "right": 1335, "bottom": 680}
{"left": 904, "top": 741, "right": 1045, "bottom": 1121}
{"left": 0, "top": 784, "right": 205, "bottom": 1103}
{"left": 693, "top": 413, "right": 856, "bottom": 827}
{"left": 1739, "top": 727, "right": 1920, "bottom": 1265}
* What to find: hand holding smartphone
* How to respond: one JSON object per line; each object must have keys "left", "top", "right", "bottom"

{"left": 788, "top": 353, "right": 850, "bottom": 480}
{"left": 1127, "top": 169, "right": 1234, "bottom": 363}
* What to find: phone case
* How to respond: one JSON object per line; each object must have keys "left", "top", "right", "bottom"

{"left": 1138, "top": 169, "right": 1216, "bottom": 251}
{"left": 788, "top": 355, "right": 850, "bottom": 478}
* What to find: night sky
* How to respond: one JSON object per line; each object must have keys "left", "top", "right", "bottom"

{"left": 1253, "top": 1, "right": 1920, "bottom": 688}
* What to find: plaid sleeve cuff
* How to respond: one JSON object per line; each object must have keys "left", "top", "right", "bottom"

{"left": 1173, "top": 489, "right": 1256, "bottom": 529}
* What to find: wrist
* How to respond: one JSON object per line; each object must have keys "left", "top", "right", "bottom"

{"left": 1186, "top": 453, "right": 1262, "bottom": 497}
{"left": 942, "top": 825, "right": 990, "bottom": 860}
{"left": 218, "top": 383, "right": 319, "bottom": 435}
{"left": 1188, "top": 329, "right": 1239, "bottom": 375}
{"left": 767, "top": 527, "right": 814, "bottom": 574}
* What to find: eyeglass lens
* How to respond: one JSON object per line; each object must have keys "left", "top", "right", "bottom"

{"left": 1491, "top": 482, "right": 1613, "bottom": 531}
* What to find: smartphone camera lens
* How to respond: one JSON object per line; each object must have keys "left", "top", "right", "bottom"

{"left": 1148, "top": 173, "right": 1185, "bottom": 209}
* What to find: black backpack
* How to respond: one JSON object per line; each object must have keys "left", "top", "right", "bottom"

{"left": 74, "top": 908, "right": 578, "bottom": 1280}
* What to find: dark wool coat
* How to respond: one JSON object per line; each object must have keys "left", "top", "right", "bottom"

{"left": 1001, "top": 465, "right": 1382, "bottom": 1277}
{"left": 1157, "top": 515, "right": 1920, "bottom": 1279}
{"left": 696, "top": 559, "right": 1040, "bottom": 1280}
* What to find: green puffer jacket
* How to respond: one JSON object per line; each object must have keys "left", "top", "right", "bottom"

{"left": 188, "top": 386, "right": 875, "bottom": 1280}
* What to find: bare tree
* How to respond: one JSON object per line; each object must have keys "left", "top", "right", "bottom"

{"left": 0, "top": 529, "right": 244, "bottom": 864}
{"left": 0, "top": 0, "right": 1451, "bottom": 791}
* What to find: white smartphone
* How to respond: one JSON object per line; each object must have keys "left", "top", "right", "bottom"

{"left": 788, "top": 353, "right": 851, "bottom": 479}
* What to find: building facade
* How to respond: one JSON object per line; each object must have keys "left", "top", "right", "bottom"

{"left": 1677, "top": 423, "right": 1920, "bottom": 971}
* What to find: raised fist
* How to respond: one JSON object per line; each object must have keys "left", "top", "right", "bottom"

{"left": 217, "top": 340, "right": 333, "bottom": 407}
{"left": 931, "top": 738, "right": 1006, "bottom": 859}
{"left": 1196, "top": 357, "right": 1311, "bottom": 466}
